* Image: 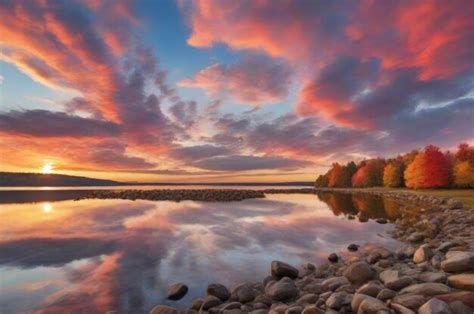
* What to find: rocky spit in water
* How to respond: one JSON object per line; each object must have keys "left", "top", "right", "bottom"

{"left": 78, "top": 189, "right": 267, "bottom": 202}
{"left": 149, "top": 190, "right": 474, "bottom": 314}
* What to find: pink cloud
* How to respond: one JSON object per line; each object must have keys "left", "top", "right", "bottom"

{"left": 180, "top": 56, "right": 292, "bottom": 104}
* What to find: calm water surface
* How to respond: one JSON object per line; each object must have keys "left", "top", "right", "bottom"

{"left": 0, "top": 190, "right": 401, "bottom": 313}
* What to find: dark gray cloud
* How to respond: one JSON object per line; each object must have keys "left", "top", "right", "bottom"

{"left": 0, "top": 110, "right": 120, "bottom": 137}
{"left": 169, "top": 144, "right": 231, "bottom": 162}
{"left": 192, "top": 154, "right": 312, "bottom": 171}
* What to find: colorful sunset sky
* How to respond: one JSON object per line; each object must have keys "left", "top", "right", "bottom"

{"left": 0, "top": 0, "right": 473, "bottom": 183}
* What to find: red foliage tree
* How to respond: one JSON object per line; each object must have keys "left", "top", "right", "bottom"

{"left": 404, "top": 145, "right": 451, "bottom": 189}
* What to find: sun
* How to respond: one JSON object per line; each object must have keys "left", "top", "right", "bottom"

{"left": 41, "top": 163, "right": 54, "bottom": 174}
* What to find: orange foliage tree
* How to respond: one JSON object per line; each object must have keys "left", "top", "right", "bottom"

{"left": 404, "top": 145, "right": 451, "bottom": 189}
{"left": 327, "top": 163, "right": 351, "bottom": 187}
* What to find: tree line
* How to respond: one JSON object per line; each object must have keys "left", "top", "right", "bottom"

{"left": 315, "top": 143, "right": 474, "bottom": 189}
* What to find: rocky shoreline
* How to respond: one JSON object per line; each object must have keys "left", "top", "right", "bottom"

{"left": 147, "top": 188, "right": 474, "bottom": 314}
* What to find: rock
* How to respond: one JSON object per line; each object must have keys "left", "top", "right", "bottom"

{"left": 303, "top": 283, "right": 323, "bottom": 294}
{"left": 321, "top": 276, "right": 349, "bottom": 291}
{"left": 301, "top": 305, "right": 324, "bottom": 314}
{"left": 407, "top": 232, "right": 425, "bottom": 243}
{"left": 441, "top": 252, "right": 474, "bottom": 273}
{"left": 393, "top": 294, "right": 427, "bottom": 309}
{"left": 207, "top": 283, "right": 231, "bottom": 301}
{"left": 200, "top": 295, "right": 222, "bottom": 311}
{"left": 221, "top": 302, "right": 242, "bottom": 310}
{"left": 419, "top": 272, "right": 448, "bottom": 283}
{"left": 296, "top": 293, "right": 318, "bottom": 305}
{"left": 356, "top": 282, "right": 383, "bottom": 297}
{"left": 351, "top": 293, "right": 371, "bottom": 312}
{"left": 380, "top": 270, "right": 413, "bottom": 290}
{"left": 376, "top": 218, "right": 388, "bottom": 224}
{"left": 348, "top": 243, "right": 359, "bottom": 252}
{"left": 230, "top": 283, "right": 256, "bottom": 303}
{"left": 414, "top": 245, "right": 433, "bottom": 264}
{"left": 446, "top": 199, "right": 463, "bottom": 209}
{"left": 391, "top": 303, "right": 416, "bottom": 314}
{"left": 150, "top": 305, "right": 179, "bottom": 314}
{"left": 448, "top": 300, "right": 473, "bottom": 314}
{"left": 190, "top": 299, "right": 203, "bottom": 311}
{"left": 437, "top": 291, "right": 474, "bottom": 308}
{"left": 328, "top": 253, "right": 338, "bottom": 263}
{"left": 418, "top": 298, "right": 452, "bottom": 314}
{"left": 343, "top": 261, "right": 374, "bottom": 285}
{"left": 438, "top": 242, "right": 457, "bottom": 253}
{"left": 252, "top": 310, "right": 269, "bottom": 314}
{"left": 377, "top": 288, "right": 397, "bottom": 300}
{"left": 359, "top": 295, "right": 390, "bottom": 313}
{"left": 447, "top": 274, "right": 474, "bottom": 291}
{"left": 265, "top": 277, "right": 298, "bottom": 301}
{"left": 325, "top": 291, "right": 353, "bottom": 310}
{"left": 378, "top": 259, "right": 392, "bottom": 268}
{"left": 254, "top": 294, "right": 273, "bottom": 305}
{"left": 253, "top": 302, "right": 269, "bottom": 309}
{"left": 400, "top": 283, "right": 452, "bottom": 296}
{"left": 272, "top": 261, "right": 299, "bottom": 279}
{"left": 270, "top": 303, "right": 289, "bottom": 314}
{"left": 285, "top": 305, "right": 303, "bottom": 314}
{"left": 166, "top": 283, "right": 188, "bottom": 300}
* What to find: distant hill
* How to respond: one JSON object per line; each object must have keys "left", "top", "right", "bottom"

{"left": 0, "top": 172, "right": 122, "bottom": 186}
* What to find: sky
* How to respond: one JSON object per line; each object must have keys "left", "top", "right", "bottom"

{"left": 0, "top": 0, "right": 473, "bottom": 183}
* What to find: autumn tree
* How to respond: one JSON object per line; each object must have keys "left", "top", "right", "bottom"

{"left": 327, "top": 163, "right": 351, "bottom": 187}
{"left": 404, "top": 145, "right": 451, "bottom": 189}
{"left": 352, "top": 159, "right": 385, "bottom": 187}
{"left": 315, "top": 174, "right": 329, "bottom": 187}
{"left": 453, "top": 144, "right": 474, "bottom": 188}
{"left": 383, "top": 160, "right": 405, "bottom": 187}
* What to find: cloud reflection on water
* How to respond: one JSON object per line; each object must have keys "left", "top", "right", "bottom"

{"left": 0, "top": 193, "right": 400, "bottom": 313}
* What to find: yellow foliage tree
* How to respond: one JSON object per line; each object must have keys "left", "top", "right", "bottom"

{"left": 454, "top": 161, "right": 474, "bottom": 188}
{"left": 383, "top": 161, "right": 404, "bottom": 187}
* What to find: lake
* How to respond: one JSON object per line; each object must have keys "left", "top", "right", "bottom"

{"left": 0, "top": 188, "right": 401, "bottom": 313}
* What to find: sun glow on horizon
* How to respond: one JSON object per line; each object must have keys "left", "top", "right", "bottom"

{"left": 41, "top": 202, "right": 53, "bottom": 213}
{"left": 41, "top": 163, "right": 54, "bottom": 174}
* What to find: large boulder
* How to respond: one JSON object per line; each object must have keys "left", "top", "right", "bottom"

{"left": 414, "top": 245, "right": 433, "bottom": 264}
{"left": 380, "top": 270, "right": 413, "bottom": 290}
{"left": 356, "top": 282, "right": 383, "bottom": 297}
{"left": 271, "top": 261, "right": 299, "bottom": 279}
{"left": 207, "top": 283, "right": 230, "bottom": 301}
{"left": 359, "top": 296, "right": 390, "bottom": 313}
{"left": 447, "top": 274, "right": 474, "bottom": 291}
{"left": 419, "top": 272, "right": 448, "bottom": 283}
{"left": 325, "top": 291, "right": 353, "bottom": 310}
{"left": 400, "top": 283, "right": 452, "bottom": 296}
{"left": 200, "top": 295, "right": 222, "bottom": 311}
{"left": 230, "top": 283, "right": 256, "bottom": 303}
{"left": 441, "top": 252, "right": 474, "bottom": 273}
{"left": 343, "top": 261, "right": 375, "bottom": 285}
{"left": 150, "top": 305, "right": 179, "bottom": 314}
{"left": 265, "top": 277, "right": 299, "bottom": 301}
{"left": 418, "top": 298, "right": 452, "bottom": 314}
{"left": 321, "top": 276, "right": 349, "bottom": 291}
{"left": 167, "top": 283, "right": 188, "bottom": 301}
{"left": 393, "top": 294, "right": 427, "bottom": 309}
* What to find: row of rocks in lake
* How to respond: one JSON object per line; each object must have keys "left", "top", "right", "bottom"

{"left": 152, "top": 242, "right": 474, "bottom": 314}
{"left": 77, "top": 189, "right": 266, "bottom": 202}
